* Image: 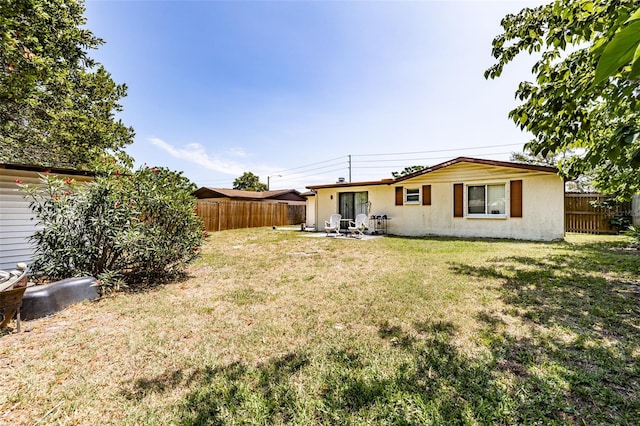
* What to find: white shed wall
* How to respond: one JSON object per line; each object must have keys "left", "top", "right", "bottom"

{"left": 0, "top": 169, "right": 91, "bottom": 270}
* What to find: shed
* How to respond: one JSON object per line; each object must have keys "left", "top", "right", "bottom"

{"left": 0, "top": 163, "right": 94, "bottom": 270}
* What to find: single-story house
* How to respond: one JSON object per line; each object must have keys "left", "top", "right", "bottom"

{"left": 0, "top": 163, "right": 94, "bottom": 270}
{"left": 306, "top": 157, "right": 565, "bottom": 241}
{"left": 194, "top": 187, "right": 306, "bottom": 205}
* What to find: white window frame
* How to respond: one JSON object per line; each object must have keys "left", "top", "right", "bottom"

{"left": 466, "top": 183, "right": 507, "bottom": 218}
{"left": 405, "top": 187, "right": 420, "bottom": 204}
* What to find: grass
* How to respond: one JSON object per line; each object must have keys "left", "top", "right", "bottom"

{"left": 1, "top": 229, "right": 640, "bottom": 424}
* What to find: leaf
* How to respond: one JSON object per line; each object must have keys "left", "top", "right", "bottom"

{"left": 626, "top": 8, "right": 640, "bottom": 23}
{"left": 631, "top": 44, "right": 640, "bottom": 79}
{"left": 594, "top": 20, "right": 640, "bottom": 84}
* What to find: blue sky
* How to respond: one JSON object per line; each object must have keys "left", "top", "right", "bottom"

{"left": 84, "top": 0, "right": 544, "bottom": 191}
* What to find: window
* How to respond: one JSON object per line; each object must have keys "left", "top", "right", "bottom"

{"left": 405, "top": 188, "right": 420, "bottom": 203}
{"left": 467, "top": 184, "right": 505, "bottom": 215}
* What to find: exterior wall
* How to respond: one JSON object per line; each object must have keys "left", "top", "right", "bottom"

{"left": 314, "top": 162, "right": 565, "bottom": 241}
{"left": 305, "top": 195, "right": 316, "bottom": 228}
{"left": 0, "top": 169, "right": 92, "bottom": 271}
{"left": 313, "top": 184, "right": 389, "bottom": 231}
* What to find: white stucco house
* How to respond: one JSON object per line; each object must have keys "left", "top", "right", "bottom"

{"left": 0, "top": 163, "right": 94, "bottom": 270}
{"left": 306, "top": 157, "right": 565, "bottom": 241}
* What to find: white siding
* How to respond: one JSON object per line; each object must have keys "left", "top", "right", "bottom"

{"left": 0, "top": 169, "right": 92, "bottom": 270}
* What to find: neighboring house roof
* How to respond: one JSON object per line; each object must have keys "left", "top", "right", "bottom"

{"left": 0, "top": 162, "right": 95, "bottom": 177}
{"left": 306, "top": 156, "right": 559, "bottom": 190}
{"left": 194, "top": 187, "right": 306, "bottom": 202}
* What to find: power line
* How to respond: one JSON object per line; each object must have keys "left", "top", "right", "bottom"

{"left": 272, "top": 156, "right": 347, "bottom": 174}
{"left": 351, "top": 143, "right": 522, "bottom": 157}
{"left": 194, "top": 143, "right": 522, "bottom": 188}
{"left": 281, "top": 161, "right": 348, "bottom": 176}
{"left": 285, "top": 166, "right": 347, "bottom": 180}
{"left": 258, "top": 144, "right": 523, "bottom": 179}
{"left": 351, "top": 152, "right": 514, "bottom": 165}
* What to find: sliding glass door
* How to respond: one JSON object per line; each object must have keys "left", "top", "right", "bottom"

{"left": 338, "top": 192, "right": 368, "bottom": 228}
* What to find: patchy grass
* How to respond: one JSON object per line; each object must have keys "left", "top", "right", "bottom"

{"left": 2, "top": 229, "right": 640, "bottom": 424}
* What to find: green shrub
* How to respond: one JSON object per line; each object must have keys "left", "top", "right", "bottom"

{"left": 20, "top": 163, "right": 204, "bottom": 290}
{"left": 625, "top": 225, "right": 640, "bottom": 247}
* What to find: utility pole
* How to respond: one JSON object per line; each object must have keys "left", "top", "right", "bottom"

{"left": 267, "top": 174, "right": 281, "bottom": 190}
{"left": 348, "top": 155, "right": 352, "bottom": 183}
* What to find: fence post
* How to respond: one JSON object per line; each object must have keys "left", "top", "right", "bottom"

{"left": 633, "top": 194, "right": 640, "bottom": 227}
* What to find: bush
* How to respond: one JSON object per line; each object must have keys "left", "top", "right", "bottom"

{"left": 625, "top": 225, "right": 640, "bottom": 248}
{"left": 20, "top": 164, "right": 204, "bottom": 290}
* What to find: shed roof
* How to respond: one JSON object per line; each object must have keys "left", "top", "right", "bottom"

{"left": 0, "top": 162, "right": 95, "bottom": 177}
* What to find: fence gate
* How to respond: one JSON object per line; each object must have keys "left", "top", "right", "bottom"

{"left": 565, "top": 193, "right": 631, "bottom": 234}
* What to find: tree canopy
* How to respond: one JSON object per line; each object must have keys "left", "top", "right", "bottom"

{"left": 486, "top": 0, "right": 640, "bottom": 200}
{"left": 392, "top": 165, "right": 426, "bottom": 179}
{"left": 0, "top": 0, "right": 134, "bottom": 169}
{"left": 233, "top": 172, "right": 268, "bottom": 192}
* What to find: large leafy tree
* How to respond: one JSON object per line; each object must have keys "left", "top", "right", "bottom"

{"left": 233, "top": 172, "right": 268, "bottom": 192}
{"left": 486, "top": 0, "right": 640, "bottom": 200}
{"left": 0, "top": 0, "right": 134, "bottom": 169}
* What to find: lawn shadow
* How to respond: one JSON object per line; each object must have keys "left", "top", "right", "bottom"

{"left": 115, "top": 271, "right": 196, "bottom": 294}
{"left": 449, "top": 239, "right": 640, "bottom": 423}
{"left": 123, "top": 319, "right": 566, "bottom": 424}
{"left": 119, "top": 241, "right": 640, "bottom": 424}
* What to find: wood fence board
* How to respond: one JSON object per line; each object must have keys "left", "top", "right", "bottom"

{"left": 565, "top": 193, "right": 631, "bottom": 235}
{"left": 196, "top": 200, "right": 305, "bottom": 232}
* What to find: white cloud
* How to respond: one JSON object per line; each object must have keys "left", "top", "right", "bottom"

{"left": 148, "top": 137, "right": 246, "bottom": 176}
{"left": 227, "top": 147, "right": 247, "bottom": 158}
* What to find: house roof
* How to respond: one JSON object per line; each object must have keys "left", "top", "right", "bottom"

{"left": 306, "top": 157, "right": 558, "bottom": 190}
{"left": 194, "top": 187, "right": 305, "bottom": 201}
{"left": 0, "top": 162, "right": 95, "bottom": 177}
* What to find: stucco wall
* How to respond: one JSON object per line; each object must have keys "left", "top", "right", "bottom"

{"left": 305, "top": 195, "right": 316, "bottom": 228}
{"left": 313, "top": 162, "right": 565, "bottom": 241}
{"left": 0, "top": 169, "right": 92, "bottom": 271}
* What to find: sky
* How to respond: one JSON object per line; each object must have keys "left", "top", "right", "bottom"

{"left": 84, "top": 0, "right": 546, "bottom": 191}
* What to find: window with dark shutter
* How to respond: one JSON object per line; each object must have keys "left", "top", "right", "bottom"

{"left": 422, "top": 185, "right": 431, "bottom": 206}
{"left": 453, "top": 183, "right": 463, "bottom": 217}
{"left": 395, "top": 187, "right": 403, "bottom": 206}
{"left": 510, "top": 180, "right": 523, "bottom": 217}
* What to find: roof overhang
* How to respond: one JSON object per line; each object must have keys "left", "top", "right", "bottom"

{"left": 0, "top": 162, "right": 95, "bottom": 177}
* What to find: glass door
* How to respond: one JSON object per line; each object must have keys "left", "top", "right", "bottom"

{"left": 339, "top": 192, "right": 368, "bottom": 229}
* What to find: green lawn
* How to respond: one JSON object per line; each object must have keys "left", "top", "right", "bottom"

{"left": 2, "top": 230, "right": 639, "bottom": 424}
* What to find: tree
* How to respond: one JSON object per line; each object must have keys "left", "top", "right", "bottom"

{"left": 510, "top": 151, "right": 558, "bottom": 168}
{"left": 391, "top": 165, "right": 426, "bottom": 179}
{"left": 510, "top": 150, "right": 594, "bottom": 192}
{"left": 0, "top": 0, "right": 134, "bottom": 169}
{"left": 594, "top": 7, "right": 640, "bottom": 84}
{"left": 233, "top": 172, "right": 267, "bottom": 192}
{"left": 486, "top": 0, "right": 640, "bottom": 201}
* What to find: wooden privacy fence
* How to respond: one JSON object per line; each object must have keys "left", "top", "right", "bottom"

{"left": 196, "top": 200, "right": 306, "bottom": 232}
{"left": 565, "top": 193, "right": 631, "bottom": 234}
